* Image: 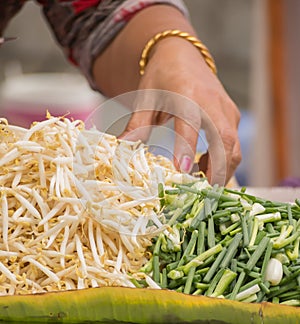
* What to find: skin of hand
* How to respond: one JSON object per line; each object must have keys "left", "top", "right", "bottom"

{"left": 93, "top": 5, "right": 241, "bottom": 185}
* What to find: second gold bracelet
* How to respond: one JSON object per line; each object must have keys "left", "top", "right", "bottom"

{"left": 139, "top": 29, "right": 217, "bottom": 76}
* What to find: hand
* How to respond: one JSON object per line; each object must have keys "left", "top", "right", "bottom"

{"left": 119, "top": 37, "right": 241, "bottom": 185}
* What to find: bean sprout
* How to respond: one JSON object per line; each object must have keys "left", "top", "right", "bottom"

{"left": 0, "top": 116, "right": 192, "bottom": 295}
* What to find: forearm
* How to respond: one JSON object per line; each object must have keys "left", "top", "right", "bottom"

{"left": 92, "top": 4, "right": 200, "bottom": 97}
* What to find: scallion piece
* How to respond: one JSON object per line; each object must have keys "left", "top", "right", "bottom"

{"left": 182, "top": 244, "right": 223, "bottom": 275}
{"left": 246, "top": 236, "right": 270, "bottom": 271}
{"left": 236, "top": 284, "right": 260, "bottom": 301}
{"left": 152, "top": 255, "right": 160, "bottom": 283}
{"left": 210, "top": 269, "right": 237, "bottom": 298}
{"left": 229, "top": 271, "right": 246, "bottom": 300}
{"left": 220, "top": 233, "right": 243, "bottom": 269}
{"left": 207, "top": 216, "right": 215, "bottom": 248}
{"left": 177, "top": 230, "right": 198, "bottom": 267}
{"left": 197, "top": 221, "right": 206, "bottom": 255}
{"left": 203, "top": 247, "right": 228, "bottom": 283}
{"left": 261, "top": 241, "right": 273, "bottom": 281}
{"left": 183, "top": 266, "right": 196, "bottom": 294}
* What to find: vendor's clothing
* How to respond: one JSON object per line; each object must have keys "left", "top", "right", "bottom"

{"left": 0, "top": 0, "right": 187, "bottom": 89}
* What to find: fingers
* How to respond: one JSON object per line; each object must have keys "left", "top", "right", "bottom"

{"left": 118, "top": 109, "right": 153, "bottom": 142}
{"left": 173, "top": 116, "right": 200, "bottom": 173}
{"left": 230, "top": 140, "right": 242, "bottom": 180}
{"left": 119, "top": 90, "right": 202, "bottom": 176}
{"left": 191, "top": 101, "right": 241, "bottom": 185}
{"left": 193, "top": 126, "right": 241, "bottom": 186}
{"left": 117, "top": 89, "right": 242, "bottom": 187}
{"left": 170, "top": 85, "right": 241, "bottom": 184}
{"left": 119, "top": 89, "right": 160, "bottom": 142}
{"left": 208, "top": 128, "right": 235, "bottom": 186}
{"left": 172, "top": 98, "right": 202, "bottom": 173}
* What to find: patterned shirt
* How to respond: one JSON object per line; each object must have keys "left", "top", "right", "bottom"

{"left": 0, "top": 0, "right": 188, "bottom": 89}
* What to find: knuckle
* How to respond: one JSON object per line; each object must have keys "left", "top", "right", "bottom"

{"left": 232, "top": 150, "right": 242, "bottom": 167}
{"left": 210, "top": 89, "right": 241, "bottom": 123}
{"left": 221, "top": 96, "right": 241, "bottom": 124}
{"left": 220, "top": 128, "right": 238, "bottom": 148}
{"left": 230, "top": 102, "right": 241, "bottom": 125}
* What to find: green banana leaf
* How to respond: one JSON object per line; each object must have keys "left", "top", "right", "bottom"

{"left": 0, "top": 287, "right": 299, "bottom": 323}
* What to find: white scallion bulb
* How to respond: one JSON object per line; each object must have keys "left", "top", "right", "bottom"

{"left": 265, "top": 258, "right": 283, "bottom": 286}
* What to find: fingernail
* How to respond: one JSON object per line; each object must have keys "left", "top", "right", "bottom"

{"left": 180, "top": 155, "right": 193, "bottom": 173}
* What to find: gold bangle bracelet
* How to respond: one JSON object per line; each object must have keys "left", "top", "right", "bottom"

{"left": 139, "top": 29, "right": 217, "bottom": 76}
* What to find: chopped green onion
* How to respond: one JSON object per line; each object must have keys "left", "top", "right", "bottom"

{"left": 167, "top": 269, "right": 184, "bottom": 280}
{"left": 152, "top": 255, "right": 160, "bottom": 283}
{"left": 210, "top": 269, "right": 237, "bottom": 298}
{"left": 255, "top": 212, "right": 281, "bottom": 223}
{"left": 249, "top": 217, "right": 259, "bottom": 247}
{"left": 220, "top": 233, "right": 243, "bottom": 269}
{"left": 250, "top": 203, "right": 266, "bottom": 217}
{"left": 273, "top": 230, "right": 300, "bottom": 250}
{"left": 190, "top": 201, "right": 205, "bottom": 230}
{"left": 158, "top": 183, "right": 165, "bottom": 208}
{"left": 246, "top": 236, "right": 270, "bottom": 271}
{"left": 286, "top": 237, "right": 300, "bottom": 261}
{"left": 182, "top": 244, "right": 223, "bottom": 275}
{"left": 177, "top": 230, "right": 198, "bottom": 267}
{"left": 236, "top": 284, "right": 260, "bottom": 301}
{"left": 197, "top": 221, "right": 206, "bottom": 255}
{"left": 183, "top": 266, "right": 196, "bottom": 294}
{"left": 161, "top": 268, "right": 168, "bottom": 288}
{"left": 203, "top": 247, "right": 228, "bottom": 283}
{"left": 261, "top": 241, "right": 273, "bottom": 281}
{"left": 229, "top": 271, "right": 246, "bottom": 300}
{"left": 220, "top": 221, "right": 241, "bottom": 236}
{"left": 280, "top": 299, "right": 300, "bottom": 306}
{"left": 207, "top": 216, "right": 215, "bottom": 248}
{"left": 206, "top": 268, "right": 225, "bottom": 296}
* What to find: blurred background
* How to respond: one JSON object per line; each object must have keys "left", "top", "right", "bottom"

{"left": 0, "top": 0, "right": 299, "bottom": 187}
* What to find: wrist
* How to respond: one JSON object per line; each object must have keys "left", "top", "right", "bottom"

{"left": 140, "top": 30, "right": 217, "bottom": 76}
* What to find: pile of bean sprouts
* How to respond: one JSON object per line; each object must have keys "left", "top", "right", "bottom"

{"left": 0, "top": 116, "right": 194, "bottom": 295}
